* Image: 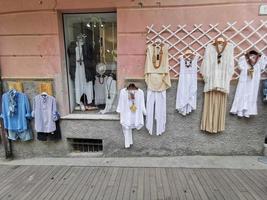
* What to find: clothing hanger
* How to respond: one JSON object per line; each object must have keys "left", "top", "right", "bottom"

{"left": 214, "top": 36, "right": 226, "bottom": 45}
{"left": 41, "top": 92, "right": 48, "bottom": 96}
{"left": 127, "top": 83, "right": 138, "bottom": 90}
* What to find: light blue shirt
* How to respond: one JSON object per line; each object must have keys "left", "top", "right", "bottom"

{"left": 32, "top": 94, "right": 58, "bottom": 133}
{"left": 1, "top": 90, "right": 31, "bottom": 132}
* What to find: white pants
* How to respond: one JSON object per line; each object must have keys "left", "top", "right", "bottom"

{"left": 146, "top": 90, "right": 166, "bottom": 136}
{"left": 75, "top": 62, "right": 93, "bottom": 105}
{"left": 122, "top": 126, "right": 133, "bottom": 148}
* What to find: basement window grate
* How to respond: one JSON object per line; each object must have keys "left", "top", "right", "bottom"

{"left": 67, "top": 138, "right": 103, "bottom": 153}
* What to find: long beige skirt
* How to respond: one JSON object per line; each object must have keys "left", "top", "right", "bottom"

{"left": 200, "top": 91, "right": 227, "bottom": 133}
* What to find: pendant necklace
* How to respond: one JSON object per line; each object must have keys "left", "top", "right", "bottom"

{"left": 128, "top": 90, "right": 137, "bottom": 112}
{"left": 215, "top": 41, "right": 227, "bottom": 64}
{"left": 107, "top": 77, "right": 113, "bottom": 99}
{"left": 152, "top": 44, "right": 163, "bottom": 69}
{"left": 246, "top": 53, "right": 260, "bottom": 79}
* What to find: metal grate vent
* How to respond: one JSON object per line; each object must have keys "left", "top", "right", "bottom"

{"left": 68, "top": 138, "right": 103, "bottom": 152}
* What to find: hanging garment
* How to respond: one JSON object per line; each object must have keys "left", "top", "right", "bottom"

{"left": 146, "top": 90, "right": 166, "bottom": 135}
{"left": 1, "top": 90, "right": 31, "bottom": 132}
{"left": 94, "top": 75, "right": 107, "bottom": 105}
{"left": 100, "top": 75, "right": 117, "bottom": 114}
{"left": 32, "top": 94, "right": 59, "bottom": 133}
{"left": 117, "top": 88, "right": 146, "bottom": 148}
{"left": 176, "top": 55, "right": 198, "bottom": 115}
{"left": 200, "top": 42, "right": 234, "bottom": 93}
{"left": 75, "top": 41, "right": 94, "bottom": 105}
{"left": 200, "top": 42, "right": 234, "bottom": 133}
{"left": 144, "top": 43, "right": 171, "bottom": 91}
{"left": 37, "top": 119, "right": 61, "bottom": 141}
{"left": 1, "top": 90, "right": 32, "bottom": 141}
{"left": 201, "top": 91, "right": 227, "bottom": 133}
{"left": 230, "top": 55, "right": 267, "bottom": 117}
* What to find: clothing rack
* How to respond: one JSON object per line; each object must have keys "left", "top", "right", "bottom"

{"left": 146, "top": 20, "right": 267, "bottom": 79}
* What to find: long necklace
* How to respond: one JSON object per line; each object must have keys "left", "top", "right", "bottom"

{"left": 152, "top": 44, "right": 163, "bottom": 69}
{"left": 106, "top": 77, "right": 113, "bottom": 99}
{"left": 246, "top": 53, "right": 260, "bottom": 79}
{"left": 128, "top": 90, "right": 137, "bottom": 112}
{"left": 215, "top": 41, "right": 227, "bottom": 64}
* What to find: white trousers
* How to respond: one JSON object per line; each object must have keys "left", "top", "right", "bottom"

{"left": 122, "top": 126, "right": 133, "bottom": 148}
{"left": 146, "top": 90, "right": 166, "bottom": 136}
{"left": 75, "top": 62, "right": 93, "bottom": 105}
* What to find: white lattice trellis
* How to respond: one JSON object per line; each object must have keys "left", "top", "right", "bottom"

{"left": 146, "top": 20, "right": 267, "bottom": 79}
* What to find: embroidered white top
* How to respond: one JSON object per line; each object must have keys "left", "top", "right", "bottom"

{"left": 200, "top": 42, "right": 234, "bottom": 93}
{"left": 230, "top": 55, "right": 267, "bottom": 117}
{"left": 176, "top": 55, "right": 198, "bottom": 115}
{"left": 144, "top": 43, "right": 171, "bottom": 91}
{"left": 116, "top": 88, "right": 146, "bottom": 129}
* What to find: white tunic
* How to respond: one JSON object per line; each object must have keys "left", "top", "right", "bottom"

{"left": 94, "top": 75, "right": 107, "bottom": 105}
{"left": 230, "top": 55, "right": 267, "bottom": 117}
{"left": 75, "top": 42, "right": 93, "bottom": 105}
{"left": 100, "top": 76, "right": 117, "bottom": 114}
{"left": 117, "top": 88, "right": 146, "bottom": 129}
{"left": 200, "top": 42, "right": 234, "bottom": 93}
{"left": 176, "top": 55, "right": 198, "bottom": 115}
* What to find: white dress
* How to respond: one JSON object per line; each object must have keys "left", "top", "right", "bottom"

{"left": 117, "top": 88, "right": 146, "bottom": 148}
{"left": 176, "top": 55, "right": 198, "bottom": 115}
{"left": 94, "top": 75, "right": 107, "bottom": 105}
{"left": 230, "top": 55, "right": 267, "bottom": 117}
{"left": 75, "top": 42, "right": 93, "bottom": 105}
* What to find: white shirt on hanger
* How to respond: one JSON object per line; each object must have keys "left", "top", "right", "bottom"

{"left": 230, "top": 55, "right": 267, "bottom": 117}
{"left": 200, "top": 42, "right": 234, "bottom": 94}
{"left": 176, "top": 55, "right": 198, "bottom": 115}
{"left": 116, "top": 88, "right": 146, "bottom": 129}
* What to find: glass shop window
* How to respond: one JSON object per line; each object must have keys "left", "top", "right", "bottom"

{"left": 63, "top": 13, "right": 117, "bottom": 114}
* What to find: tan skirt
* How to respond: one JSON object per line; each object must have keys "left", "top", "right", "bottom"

{"left": 200, "top": 91, "right": 227, "bottom": 133}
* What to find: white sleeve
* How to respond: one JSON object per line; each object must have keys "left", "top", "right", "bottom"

{"left": 200, "top": 45, "right": 211, "bottom": 82}
{"left": 228, "top": 45, "right": 235, "bottom": 76}
{"left": 260, "top": 55, "right": 267, "bottom": 70}
{"left": 116, "top": 89, "right": 123, "bottom": 113}
{"left": 237, "top": 56, "right": 246, "bottom": 70}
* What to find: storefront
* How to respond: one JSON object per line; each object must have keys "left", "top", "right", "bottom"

{"left": 0, "top": 0, "right": 267, "bottom": 158}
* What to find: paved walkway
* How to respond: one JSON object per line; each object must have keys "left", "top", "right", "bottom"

{"left": 1, "top": 156, "right": 267, "bottom": 169}
{"left": 0, "top": 164, "right": 267, "bottom": 200}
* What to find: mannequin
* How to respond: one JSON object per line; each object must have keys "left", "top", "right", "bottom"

{"left": 75, "top": 35, "right": 94, "bottom": 110}
{"left": 100, "top": 73, "right": 117, "bottom": 114}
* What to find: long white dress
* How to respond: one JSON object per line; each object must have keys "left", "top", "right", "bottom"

{"left": 176, "top": 55, "right": 198, "bottom": 115}
{"left": 75, "top": 42, "right": 93, "bottom": 105}
{"left": 230, "top": 55, "right": 267, "bottom": 117}
{"left": 117, "top": 88, "right": 146, "bottom": 148}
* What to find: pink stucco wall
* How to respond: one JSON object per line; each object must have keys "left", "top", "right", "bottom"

{"left": 0, "top": 0, "right": 265, "bottom": 114}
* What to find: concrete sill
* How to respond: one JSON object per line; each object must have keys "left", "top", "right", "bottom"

{"left": 68, "top": 152, "right": 103, "bottom": 157}
{"left": 61, "top": 113, "right": 120, "bottom": 121}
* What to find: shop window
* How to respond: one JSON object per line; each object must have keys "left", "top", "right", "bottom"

{"left": 63, "top": 13, "right": 117, "bottom": 114}
{"left": 67, "top": 138, "right": 103, "bottom": 152}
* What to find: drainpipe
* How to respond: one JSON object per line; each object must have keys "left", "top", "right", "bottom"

{"left": 0, "top": 69, "right": 13, "bottom": 159}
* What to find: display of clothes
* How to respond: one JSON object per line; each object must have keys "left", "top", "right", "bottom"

{"left": 230, "top": 52, "right": 267, "bottom": 117}
{"left": 94, "top": 75, "right": 107, "bottom": 105}
{"left": 100, "top": 74, "right": 117, "bottom": 114}
{"left": 32, "top": 93, "right": 61, "bottom": 141}
{"left": 74, "top": 37, "right": 94, "bottom": 106}
{"left": 117, "top": 86, "right": 146, "bottom": 148}
{"left": 145, "top": 42, "right": 171, "bottom": 135}
{"left": 1, "top": 89, "right": 32, "bottom": 141}
{"left": 200, "top": 39, "right": 234, "bottom": 133}
{"left": 176, "top": 55, "right": 198, "bottom": 116}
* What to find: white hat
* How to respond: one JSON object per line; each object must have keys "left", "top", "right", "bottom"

{"left": 96, "top": 63, "right": 106, "bottom": 75}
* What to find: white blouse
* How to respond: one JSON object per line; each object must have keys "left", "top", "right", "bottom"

{"left": 116, "top": 88, "right": 146, "bottom": 129}
{"left": 200, "top": 42, "right": 234, "bottom": 93}
{"left": 176, "top": 55, "right": 198, "bottom": 115}
{"left": 230, "top": 55, "right": 267, "bottom": 117}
